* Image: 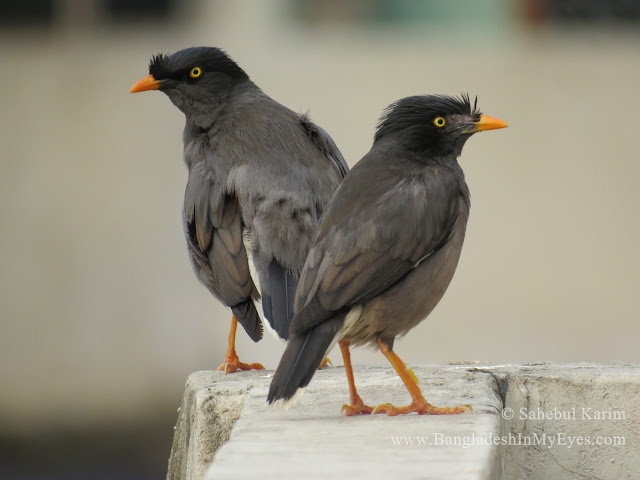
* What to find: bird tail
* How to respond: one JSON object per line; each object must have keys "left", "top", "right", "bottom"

{"left": 232, "top": 299, "right": 263, "bottom": 342}
{"left": 261, "top": 260, "right": 297, "bottom": 341}
{"left": 267, "top": 315, "right": 344, "bottom": 407}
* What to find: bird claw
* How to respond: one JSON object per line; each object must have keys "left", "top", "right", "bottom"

{"left": 341, "top": 402, "right": 375, "bottom": 416}
{"left": 318, "top": 357, "right": 333, "bottom": 369}
{"left": 372, "top": 401, "right": 472, "bottom": 416}
{"left": 217, "top": 357, "right": 265, "bottom": 374}
{"left": 371, "top": 403, "right": 394, "bottom": 415}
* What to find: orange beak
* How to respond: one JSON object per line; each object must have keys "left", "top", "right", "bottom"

{"left": 471, "top": 114, "right": 509, "bottom": 132}
{"left": 130, "top": 74, "right": 163, "bottom": 93}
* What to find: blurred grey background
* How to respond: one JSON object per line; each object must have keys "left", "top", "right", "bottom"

{"left": 1, "top": 0, "right": 639, "bottom": 477}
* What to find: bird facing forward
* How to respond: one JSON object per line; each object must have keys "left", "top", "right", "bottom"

{"left": 268, "top": 94, "right": 507, "bottom": 415}
{"left": 130, "top": 47, "right": 347, "bottom": 373}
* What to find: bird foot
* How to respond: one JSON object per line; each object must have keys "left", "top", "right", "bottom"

{"left": 371, "top": 401, "right": 472, "bottom": 416}
{"left": 217, "top": 354, "right": 265, "bottom": 374}
{"left": 318, "top": 357, "right": 333, "bottom": 369}
{"left": 341, "top": 401, "right": 375, "bottom": 416}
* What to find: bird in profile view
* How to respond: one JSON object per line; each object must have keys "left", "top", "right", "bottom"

{"left": 268, "top": 94, "right": 508, "bottom": 415}
{"left": 130, "top": 47, "right": 347, "bottom": 373}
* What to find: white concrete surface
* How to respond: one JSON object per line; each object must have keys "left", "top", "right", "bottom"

{"left": 170, "top": 366, "right": 503, "bottom": 480}
{"left": 167, "top": 364, "right": 640, "bottom": 480}
{"left": 476, "top": 363, "right": 640, "bottom": 480}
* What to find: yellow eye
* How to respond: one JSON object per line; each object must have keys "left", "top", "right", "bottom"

{"left": 190, "top": 67, "right": 202, "bottom": 78}
{"left": 434, "top": 117, "right": 446, "bottom": 127}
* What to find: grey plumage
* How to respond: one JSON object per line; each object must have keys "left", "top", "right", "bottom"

{"left": 261, "top": 260, "right": 296, "bottom": 339}
{"left": 268, "top": 94, "right": 507, "bottom": 406}
{"left": 132, "top": 47, "right": 347, "bottom": 343}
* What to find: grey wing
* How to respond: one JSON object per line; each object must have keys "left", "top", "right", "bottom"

{"left": 184, "top": 163, "right": 262, "bottom": 342}
{"left": 300, "top": 114, "right": 349, "bottom": 179}
{"left": 290, "top": 166, "right": 461, "bottom": 335}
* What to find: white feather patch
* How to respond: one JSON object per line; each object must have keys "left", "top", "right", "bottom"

{"left": 271, "top": 388, "right": 305, "bottom": 411}
{"left": 262, "top": 313, "right": 286, "bottom": 342}
{"left": 340, "top": 304, "right": 363, "bottom": 338}
{"left": 243, "top": 229, "right": 261, "bottom": 296}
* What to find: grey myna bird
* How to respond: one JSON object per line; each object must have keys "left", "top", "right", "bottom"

{"left": 268, "top": 94, "right": 507, "bottom": 414}
{"left": 130, "top": 47, "right": 347, "bottom": 372}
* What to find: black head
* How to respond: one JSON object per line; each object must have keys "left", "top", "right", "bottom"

{"left": 130, "top": 47, "right": 251, "bottom": 126}
{"left": 374, "top": 94, "right": 507, "bottom": 158}
{"left": 147, "top": 47, "right": 248, "bottom": 86}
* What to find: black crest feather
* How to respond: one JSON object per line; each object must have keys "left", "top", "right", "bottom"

{"left": 149, "top": 53, "right": 170, "bottom": 79}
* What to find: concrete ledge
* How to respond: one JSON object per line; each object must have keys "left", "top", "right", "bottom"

{"left": 166, "top": 364, "right": 639, "bottom": 480}
{"left": 167, "top": 373, "right": 249, "bottom": 480}
{"left": 478, "top": 364, "right": 640, "bottom": 479}
{"left": 168, "top": 365, "right": 502, "bottom": 480}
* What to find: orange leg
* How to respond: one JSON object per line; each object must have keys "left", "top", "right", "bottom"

{"left": 339, "top": 341, "right": 374, "bottom": 415}
{"left": 217, "top": 315, "right": 265, "bottom": 374}
{"left": 371, "top": 338, "right": 472, "bottom": 416}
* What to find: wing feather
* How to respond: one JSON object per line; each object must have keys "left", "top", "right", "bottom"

{"left": 184, "top": 163, "right": 262, "bottom": 341}
{"left": 290, "top": 156, "right": 461, "bottom": 335}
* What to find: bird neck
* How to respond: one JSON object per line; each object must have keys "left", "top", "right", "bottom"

{"left": 451, "top": 162, "right": 471, "bottom": 210}
{"left": 181, "top": 93, "right": 230, "bottom": 130}
{"left": 415, "top": 152, "right": 471, "bottom": 210}
{"left": 173, "top": 79, "right": 258, "bottom": 131}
